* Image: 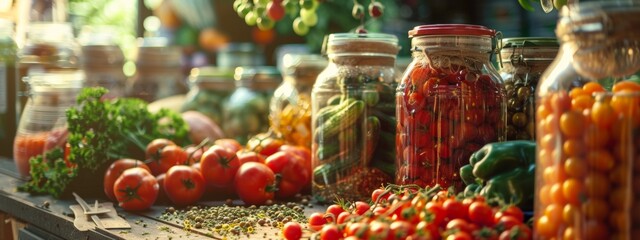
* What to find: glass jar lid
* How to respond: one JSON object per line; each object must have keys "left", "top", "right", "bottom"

{"left": 499, "top": 37, "right": 559, "bottom": 65}
{"left": 24, "top": 70, "right": 85, "bottom": 89}
{"left": 234, "top": 66, "right": 282, "bottom": 90}
{"left": 501, "top": 37, "right": 559, "bottom": 48}
{"left": 189, "top": 67, "right": 235, "bottom": 90}
{"left": 324, "top": 33, "right": 399, "bottom": 57}
{"left": 281, "top": 54, "right": 327, "bottom": 85}
{"left": 408, "top": 24, "right": 496, "bottom": 38}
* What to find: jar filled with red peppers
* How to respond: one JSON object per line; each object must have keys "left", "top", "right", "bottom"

{"left": 534, "top": 2, "right": 640, "bottom": 239}
{"left": 396, "top": 24, "right": 506, "bottom": 191}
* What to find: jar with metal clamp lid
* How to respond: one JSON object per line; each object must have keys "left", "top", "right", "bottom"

{"left": 224, "top": 66, "right": 281, "bottom": 145}
{"left": 498, "top": 37, "right": 558, "bottom": 140}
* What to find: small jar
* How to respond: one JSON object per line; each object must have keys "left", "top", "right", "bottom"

{"left": 181, "top": 67, "right": 235, "bottom": 126}
{"left": 498, "top": 38, "right": 558, "bottom": 141}
{"left": 311, "top": 33, "right": 400, "bottom": 202}
{"left": 79, "top": 26, "right": 126, "bottom": 99}
{"left": 17, "top": 22, "right": 81, "bottom": 119}
{"left": 13, "top": 71, "right": 84, "bottom": 178}
{"left": 127, "top": 37, "right": 185, "bottom": 102}
{"left": 224, "top": 66, "right": 281, "bottom": 145}
{"left": 0, "top": 19, "right": 18, "bottom": 158}
{"left": 396, "top": 24, "right": 505, "bottom": 191}
{"left": 270, "top": 54, "right": 326, "bottom": 148}
{"left": 534, "top": 3, "right": 640, "bottom": 239}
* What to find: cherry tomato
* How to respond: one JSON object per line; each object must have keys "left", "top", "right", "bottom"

{"left": 308, "top": 212, "right": 328, "bottom": 231}
{"left": 163, "top": 165, "right": 206, "bottom": 206}
{"left": 233, "top": 162, "right": 276, "bottom": 205}
{"left": 145, "top": 138, "right": 176, "bottom": 175}
{"left": 113, "top": 167, "right": 158, "bottom": 211}
{"left": 416, "top": 221, "right": 439, "bottom": 239}
{"left": 326, "top": 204, "right": 345, "bottom": 220}
{"left": 148, "top": 145, "right": 188, "bottom": 176}
{"left": 103, "top": 159, "right": 150, "bottom": 201}
{"left": 353, "top": 201, "right": 370, "bottom": 216}
{"left": 425, "top": 201, "right": 446, "bottom": 226}
{"left": 444, "top": 199, "right": 468, "bottom": 221}
{"left": 468, "top": 201, "right": 494, "bottom": 226}
{"left": 337, "top": 211, "right": 353, "bottom": 224}
{"left": 265, "top": 151, "right": 310, "bottom": 198}
{"left": 498, "top": 225, "right": 531, "bottom": 240}
{"left": 214, "top": 138, "right": 242, "bottom": 153}
{"left": 321, "top": 224, "right": 342, "bottom": 240}
{"left": 447, "top": 218, "right": 475, "bottom": 233}
{"left": 200, "top": 145, "right": 240, "bottom": 187}
{"left": 494, "top": 205, "right": 524, "bottom": 223}
{"left": 390, "top": 220, "right": 415, "bottom": 239}
{"left": 368, "top": 221, "right": 391, "bottom": 240}
{"left": 446, "top": 231, "right": 473, "bottom": 240}
{"left": 282, "top": 222, "right": 302, "bottom": 240}
{"left": 371, "top": 188, "right": 389, "bottom": 203}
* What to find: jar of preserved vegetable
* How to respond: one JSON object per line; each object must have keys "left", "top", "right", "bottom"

{"left": 396, "top": 24, "right": 505, "bottom": 191}
{"left": 181, "top": 67, "right": 235, "bottom": 126}
{"left": 79, "top": 26, "right": 126, "bottom": 99}
{"left": 224, "top": 66, "right": 281, "bottom": 145}
{"left": 270, "top": 54, "right": 326, "bottom": 148}
{"left": 13, "top": 71, "right": 84, "bottom": 178}
{"left": 0, "top": 19, "right": 17, "bottom": 158}
{"left": 17, "top": 22, "right": 81, "bottom": 121}
{"left": 498, "top": 38, "right": 558, "bottom": 141}
{"left": 534, "top": 2, "right": 640, "bottom": 239}
{"left": 312, "top": 33, "right": 400, "bottom": 202}
{"left": 127, "top": 37, "right": 185, "bottom": 102}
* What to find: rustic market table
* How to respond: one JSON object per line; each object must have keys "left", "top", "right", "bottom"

{"left": 0, "top": 158, "right": 320, "bottom": 240}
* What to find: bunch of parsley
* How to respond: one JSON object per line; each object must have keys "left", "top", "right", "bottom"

{"left": 20, "top": 87, "right": 190, "bottom": 197}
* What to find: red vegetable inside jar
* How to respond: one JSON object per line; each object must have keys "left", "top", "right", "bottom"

{"left": 396, "top": 24, "right": 506, "bottom": 190}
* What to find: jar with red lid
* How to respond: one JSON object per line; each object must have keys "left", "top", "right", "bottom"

{"left": 396, "top": 24, "right": 506, "bottom": 190}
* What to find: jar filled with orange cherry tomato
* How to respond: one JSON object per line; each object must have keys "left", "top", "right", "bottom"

{"left": 498, "top": 38, "right": 558, "bottom": 141}
{"left": 534, "top": 2, "right": 640, "bottom": 239}
{"left": 13, "top": 71, "right": 84, "bottom": 177}
{"left": 396, "top": 24, "right": 506, "bottom": 191}
{"left": 270, "top": 54, "right": 326, "bottom": 148}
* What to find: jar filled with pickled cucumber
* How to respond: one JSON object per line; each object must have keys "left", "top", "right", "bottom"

{"left": 534, "top": 2, "right": 640, "bottom": 239}
{"left": 224, "top": 66, "right": 281, "bottom": 145}
{"left": 396, "top": 24, "right": 506, "bottom": 191}
{"left": 498, "top": 38, "right": 558, "bottom": 141}
{"left": 270, "top": 54, "right": 326, "bottom": 148}
{"left": 181, "top": 67, "right": 235, "bottom": 126}
{"left": 311, "top": 33, "right": 400, "bottom": 202}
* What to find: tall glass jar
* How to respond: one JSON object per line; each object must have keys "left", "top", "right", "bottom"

{"left": 13, "top": 71, "right": 84, "bottom": 178}
{"left": 396, "top": 25, "right": 506, "bottom": 191}
{"left": 270, "top": 54, "right": 326, "bottom": 148}
{"left": 224, "top": 66, "right": 281, "bottom": 145}
{"left": 17, "top": 22, "right": 81, "bottom": 122}
{"left": 127, "top": 37, "right": 185, "bottom": 102}
{"left": 181, "top": 67, "right": 235, "bottom": 126}
{"left": 499, "top": 38, "right": 558, "bottom": 141}
{"left": 0, "top": 19, "right": 18, "bottom": 158}
{"left": 79, "top": 26, "right": 126, "bottom": 99}
{"left": 534, "top": 3, "right": 640, "bottom": 239}
{"left": 311, "top": 33, "right": 400, "bottom": 202}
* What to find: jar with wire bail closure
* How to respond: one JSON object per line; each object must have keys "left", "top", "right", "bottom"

{"left": 533, "top": 2, "right": 640, "bottom": 239}
{"left": 396, "top": 24, "right": 506, "bottom": 191}
{"left": 498, "top": 37, "right": 558, "bottom": 141}
{"left": 311, "top": 33, "right": 400, "bottom": 202}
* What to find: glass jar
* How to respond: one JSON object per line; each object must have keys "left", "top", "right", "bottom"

{"left": 127, "top": 37, "right": 185, "bottom": 102}
{"left": 396, "top": 24, "right": 505, "bottom": 191}
{"left": 534, "top": 3, "right": 640, "bottom": 239}
{"left": 0, "top": 19, "right": 17, "bottom": 158}
{"left": 224, "top": 66, "right": 281, "bottom": 145}
{"left": 13, "top": 71, "right": 84, "bottom": 178}
{"left": 79, "top": 26, "right": 126, "bottom": 99}
{"left": 270, "top": 54, "right": 326, "bottom": 148}
{"left": 181, "top": 67, "right": 235, "bottom": 126}
{"left": 499, "top": 38, "right": 558, "bottom": 141}
{"left": 17, "top": 22, "right": 81, "bottom": 122}
{"left": 311, "top": 33, "right": 400, "bottom": 202}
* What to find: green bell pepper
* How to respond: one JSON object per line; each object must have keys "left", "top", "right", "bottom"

{"left": 460, "top": 140, "right": 536, "bottom": 210}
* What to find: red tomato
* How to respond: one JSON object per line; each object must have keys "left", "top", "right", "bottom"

{"left": 446, "top": 218, "right": 475, "bottom": 233}
{"left": 367, "top": 221, "right": 390, "bottom": 240}
{"left": 184, "top": 145, "right": 207, "bottom": 165}
{"left": 320, "top": 224, "right": 342, "bottom": 240}
{"left": 113, "top": 167, "right": 158, "bottom": 211}
{"left": 468, "top": 201, "right": 494, "bottom": 226}
{"left": 103, "top": 159, "right": 150, "bottom": 201}
{"left": 163, "top": 165, "right": 205, "bottom": 206}
{"left": 279, "top": 145, "right": 312, "bottom": 178}
{"left": 495, "top": 205, "right": 525, "bottom": 223}
{"left": 282, "top": 222, "right": 302, "bottom": 240}
{"left": 498, "top": 225, "right": 531, "bottom": 240}
{"left": 444, "top": 199, "right": 468, "bottom": 221}
{"left": 326, "top": 204, "right": 345, "bottom": 220}
{"left": 233, "top": 162, "right": 275, "bottom": 205}
{"left": 371, "top": 188, "right": 389, "bottom": 203}
{"left": 246, "top": 133, "right": 284, "bottom": 157}
{"left": 425, "top": 201, "right": 446, "bottom": 226}
{"left": 390, "top": 220, "right": 415, "bottom": 239}
{"left": 200, "top": 145, "right": 240, "bottom": 187}
{"left": 337, "top": 211, "right": 353, "bottom": 224}
{"left": 308, "top": 212, "right": 327, "bottom": 231}
{"left": 344, "top": 222, "right": 368, "bottom": 238}
{"left": 191, "top": 162, "right": 201, "bottom": 172}
{"left": 155, "top": 173, "right": 169, "bottom": 203}
{"left": 446, "top": 231, "right": 473, "bottom": 240}
{"left": 214, "top": 138, "right": 242, "bottom": 153}
{"left": 265, "top": 151, "right": 310, "bottom": 198}
{"left": 495, "top": 216, "right": 521, "bottom": 232}
{"left": 416, "top": 221, "right": 439, "bottom": 239}
{"left": 236, "top": 149, "right": 266, "bottom": 165}
{"left": 353, "top": 201, "right": 370, "bottom": 216}
{"left": 145, "top": 138, "right": 175, "bottom": 160}
{"left": 147, "top": 145, "right": 188, "bottom": 176}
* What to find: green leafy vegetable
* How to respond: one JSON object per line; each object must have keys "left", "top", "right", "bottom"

{"left": 20, "top": 87, "right": 190, "bottom": 197}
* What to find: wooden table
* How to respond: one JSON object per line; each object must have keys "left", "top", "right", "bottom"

{"left": 0, "top": 158, "right": 321, "bottom": 240}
